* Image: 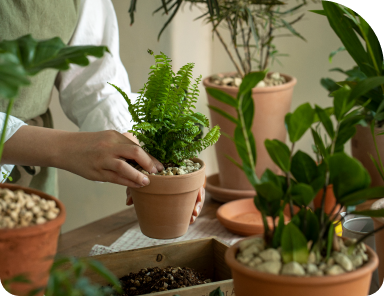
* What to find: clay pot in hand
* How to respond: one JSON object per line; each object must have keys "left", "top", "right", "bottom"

{"left": 225, "top": 237, "right": 378, "bottom": 296}
{"left": 0, "top": 184, "right": 66, "bottom": 296}
{"left": 130, "top": 158, "right": 205, "bottom": 239}
{"left": 352, "top": 125, "right": 384, "bottom": 187}
{"left": 204, "top": 73, "right": 295, "bottom": 192}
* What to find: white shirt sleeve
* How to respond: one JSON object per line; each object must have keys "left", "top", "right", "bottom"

{"left": 0, "top": 114, "right": 27, "bottom": 182}
{"left": 55, "top": 0, "right": 138, "bottom": 133}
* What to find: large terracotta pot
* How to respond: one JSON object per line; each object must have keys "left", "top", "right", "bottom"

{"left": 225, "top": 238, "right": 378, "bottom": 296}
{"left": 352, "top": 125, "right": 384, "bottom": 187}
{"left": 0, "top": 183, "right": 66, "bottom": 296}
{"left": 313, "top": 185, "right": 340, "bottom": 215}
{"left": 371, "top": 198, "right": 384, "bottom": 285}
{"left": 130, "top": 158, "right": 205, "bottom": 239}
{"left": 204, "top": 73, "right": 296, "bottom": 191}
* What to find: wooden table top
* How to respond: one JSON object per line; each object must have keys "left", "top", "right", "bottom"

{"left": 57, "top": 194, "right": 223, "bottom": 257}
{"left": 57, "top": 193, "right": 377, "bottom": 258}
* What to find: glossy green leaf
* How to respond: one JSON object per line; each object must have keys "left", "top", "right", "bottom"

{"left": 315, "top": 105, "right": 334, "bottom": 139}
{"left": 340, "top": 187, "right": 384, "bottom": 206}
{"left": 281, "top": 222, "right": 308, "bottom": 264}
{"left": 291, "top": 150, "right": 317, "bottom": 183}
{"left": 322, "top": 2, "right": 374, "bottom": 77}
{"left": 241, "top": 90, "right": 254, "bottom": 130}
{"left": 208, "top": 105, "right": 238, "bottom": 124}
{"left": 209, "top": 287, "right": 225, "bottom": 296}
{"left": 332, "top": 85, "right": 354, "bottom": 120}
{"left": 272, "top": 210, "right": 286, "bottom": 248}
{"left": 265, "top": 139, "right": 291, "bottom": 172}
{"left": 309, "top": 9, "right": 326, "bottom": 16}
{"left": 206, "top": 87, "right": 238, "bottom": 107}
{"left": 237, "top": 71, "right": 266, "bottom": 98}
{"left": 350, "top": 209, "right": 384, "bottom": 218}
{"left": 311, "top": 128, "right": 328, "bottom": 158}
{"left": 285, "top": 103, "right": 314, "bottom": 143}
{"left": 329, "top": 153, "right": 371, "bottom": 201}
{"left": 326, "top": 223, "right": 334, "bottom": 260}
{"left": 349, "top": 76, "right": 384, "bottom": 102}
{"left": 255, "top": 181, "right": 284, "bottom": 202}
{"left": 291, "top": 183, "right": 315, "bottom": 207}
{"left": 0, "top": 52, "right": 30, "bottom": 99}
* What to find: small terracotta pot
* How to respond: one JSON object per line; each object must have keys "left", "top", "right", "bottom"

{"left": 130, "top": 158, "right": 205, "bottom": 239}
{"left": 313, "top": 185, "right": 340, "bottom": 215}
{"left": 225, "top": 237, "right": 378, "bottom": 296}
{"left": 0, "top": 183, "right": 66, "bottom": 296}
{"left": 204, "top": 73, "right": 296, "bottom": 192}
{"left": 352, "top": 125, "right": 384, "bottom": 187}
{"left": 371, "top": 198, "right": 384, "bottom": 285}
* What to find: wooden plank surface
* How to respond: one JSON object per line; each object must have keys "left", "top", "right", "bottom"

{"left": 57, "top": 194, "right": 223, "bottom": 257}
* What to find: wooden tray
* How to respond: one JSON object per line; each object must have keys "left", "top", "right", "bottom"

{"left": 82, "top": 237, "right": 234, "bottom": 296}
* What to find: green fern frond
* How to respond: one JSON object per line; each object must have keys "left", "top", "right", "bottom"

{"left": 112, "top": 51, "right": 221, "bottom": 164}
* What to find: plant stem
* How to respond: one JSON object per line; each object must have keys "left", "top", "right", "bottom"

{"left": 0, "top": 98, "right": 15, "bottom": 162}
{"left": 262, "top": 8, "right": 274, "bottom": 70}
{"left": 226, "top": 17, "right": 247, "bottom": 75}
{"left": 213, "top": 25, "right": 244, "bottom": 77}
{"left": 354, "top": 223, "right": 384, "bottom": 246}
{"left": 239, "top": 19, "right": 250, "bottom": 74}
{"left": 287, "top": 142, "right": 295, "bottom": 217}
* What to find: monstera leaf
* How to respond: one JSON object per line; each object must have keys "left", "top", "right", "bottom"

{"left": 0, "top": 34, "right": 109, "bottom": 99}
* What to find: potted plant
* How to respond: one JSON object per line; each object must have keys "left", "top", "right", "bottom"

{"left": 128, "top": 0, "right": 316, "bottom": 199}
{"left": 0, "top": 34, "right": 108, "bottom": 295}
{"left": 109, "top": 50, "right": 220, "bottom": 239}
{"left": 316, "top": 2, "right": 384, "bottom": 187}
{"left": 210, "top": 68, "right": 384, "bottom": 295}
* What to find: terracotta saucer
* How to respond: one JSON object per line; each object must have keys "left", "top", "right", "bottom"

{"left": 205, "top": 173, "right": 256, "bottom": 203}
{"left": 217, "top": 198, "right": 290, "bottom": 236}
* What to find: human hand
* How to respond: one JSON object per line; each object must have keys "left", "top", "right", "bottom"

{"left": 58, "top": 130, "right": 164, "bottom": 187}
{"left": 126, "top": 186, "right": 205, "bottom": 224}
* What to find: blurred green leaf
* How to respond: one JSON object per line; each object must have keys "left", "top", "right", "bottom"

{"left": 272, "top": 210, "right": 286, "bottom": 248}
{"left": 285, "top": 103, "right": 314, "bottom": 143}
{"left": 209, "top": 287, "right": 225, "bottom": 296}
{"left": 208, "top": 105, "right": 238, "bottom": 124}
{"left": 332, "top": 85, "right": 354, "bottom": 120}
{"left": 321, "top": 78, "right": 340, "bottom": 94}
{"left": 326, "top": 223, "right": 334, "bottom": 260}
{"left": 281, "top": 222, "right": 308, "bottom": 263}
{"left": 315, "top": 105, "right": 334, "bottom": 139}
{"left": 350, "top": 209, "right": 384, "bottom": 217}
{"left": 291, "top": 151, "right": 317, "bottom": 183}
{"left": 265, "top": 139, "right": 291, "bottom": 172}
{"left": 329, "top": 153, "right": 371, "bottom": 201}
{"left": 311, "top": 128, "right": 328, "bottom": 158}
{"left": 340, "top": 187, "right": 384, "bottom": 206}
{"left": 291, "top": 183, "right": 315, "bottom": 207}
{"left": 206, "top": 87, "right": 238, "bottom": 107}
{"left": 237, "top": 71, "right": 266, "bottom": 97}
{"left": 349, "top": 76, "right": 384, "bottom": 102}
{"left": 329, "top": 46, "right": 346, "bottom": 63}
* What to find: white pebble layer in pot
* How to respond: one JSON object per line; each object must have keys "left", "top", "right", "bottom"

{"left": 109, "top": 50, "right": 220, "bottom": 239}
{"left": 0, "top": 184, "right": 66, "bottom": 296}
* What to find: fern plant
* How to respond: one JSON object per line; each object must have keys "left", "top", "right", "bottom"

{"left": 109, "top": 50, "right": 220, "bottom": 165}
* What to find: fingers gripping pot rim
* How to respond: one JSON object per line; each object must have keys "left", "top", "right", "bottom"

{"left": 130, "top": 158, "right": 206, "bottom": 239}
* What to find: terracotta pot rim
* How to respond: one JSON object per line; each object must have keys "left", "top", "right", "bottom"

{"left": 225, "top": 236, "right": 378, "bottom": 285}
{"left": 0, "top": 183, "right": 66, "bottom": 238}
{"left": 371, "top": 198, "right": 384, "bottom": 223}
{"left": 203, "top": 72, "right": 297, "bottom": 94}
{"left": 144, "top": 157, "right": 205, "bottom": 180}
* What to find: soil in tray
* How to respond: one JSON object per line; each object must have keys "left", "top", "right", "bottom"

{"left": 108, "top": 266, "right": 211, "bottom": 295}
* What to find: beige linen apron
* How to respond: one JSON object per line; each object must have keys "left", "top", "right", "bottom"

{"left": 0, "top": 0, "right": 80, "bottom": 197}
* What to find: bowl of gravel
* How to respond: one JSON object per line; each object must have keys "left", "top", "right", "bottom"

{"left": 0, "top": 183, "right": 66, "bottom": 296}
{"left": 225, "top": 236, "right": 378, "bottom": 296}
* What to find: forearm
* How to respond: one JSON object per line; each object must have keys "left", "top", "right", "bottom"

{"left": 2, "top": 125, "right": 70, "bottom": 168}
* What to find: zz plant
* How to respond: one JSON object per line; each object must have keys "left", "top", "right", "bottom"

{"left": 208, "top": 71, "right": 384, "bottom": 263}
{"left": 109, "top": 50, "right": 220, "bottom": 166}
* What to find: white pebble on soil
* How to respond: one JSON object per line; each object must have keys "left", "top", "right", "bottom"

{"left": 281, "top": 262, "right": 306, "bottom": 276}
{"left": 132, "top": 159, "right": 201, "bottom": 176}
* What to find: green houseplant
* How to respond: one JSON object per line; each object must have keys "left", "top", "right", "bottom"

{"left": 109, "top": 50, "right": 220, "bottom": 239}
{"left": 315, "top": 2, "right": 384, "bottom": 187}
{"left": 208, "top": 69, "right": 384, "bottom": 296}
{"left": 128, "top": 0, "right": 315, "bottom": 199}
{"left": 0, "top": 34, "right": 109, "bottom": 295}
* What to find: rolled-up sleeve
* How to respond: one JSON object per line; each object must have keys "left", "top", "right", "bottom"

{"left": 55, "top": 0, "right": 138, "bottom": 134}
{"left": 0, "top": 114, "right": 27, "bottom": 181}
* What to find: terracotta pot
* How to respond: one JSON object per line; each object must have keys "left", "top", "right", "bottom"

{"left": 0, "top": 183, "right": 66, "bottom": 296}
{"left": 225, "top": 237, "right": 378, "bottom": 296}
{"left": 371, "top": 199, "right": 384, "bottom": 285}
{"left": 352, "top": 125, "right": 384, "bottom": 187}
{"left": 130, "top": 158, "right": 205, "bottom": 239}
{"left": 204, "top": 73, "right": 296, "bottom": 192}
{"left": 313, "top": 185, "right": 341, "bottom": 215}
